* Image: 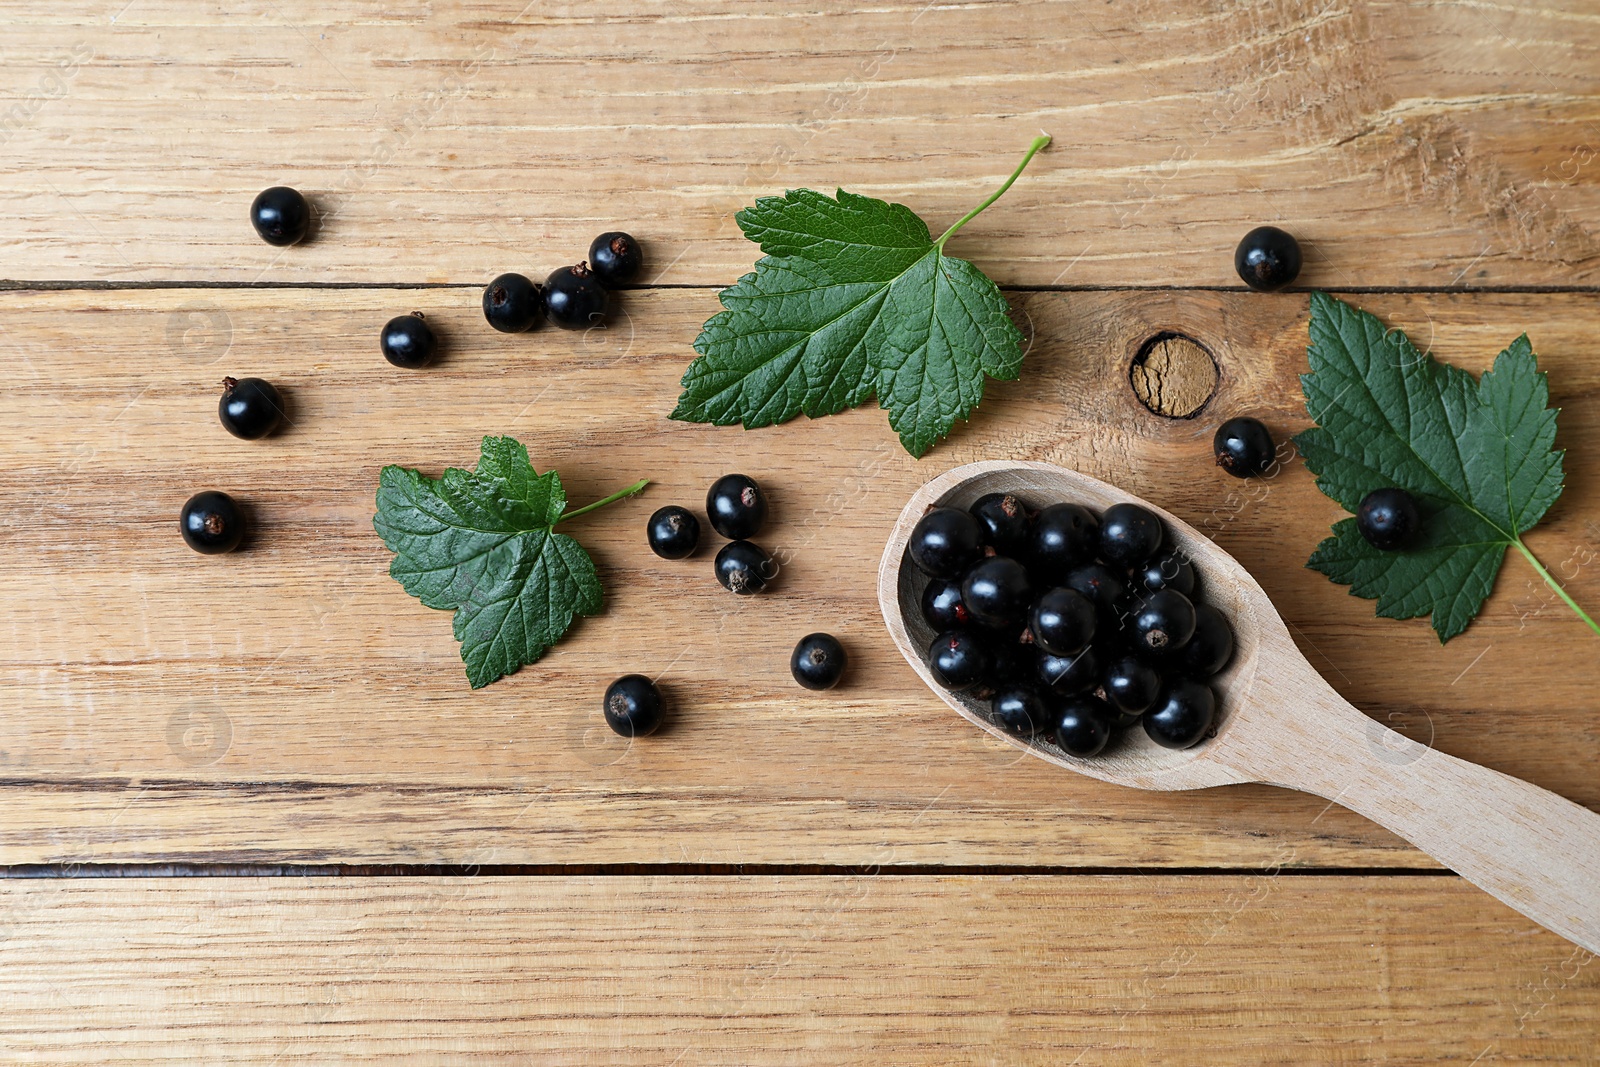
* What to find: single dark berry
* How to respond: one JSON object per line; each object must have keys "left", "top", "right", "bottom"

{"left": 920, "top": 577, "right": 971, "bottom": 631}
{"left": 1180, "top": 603, "right": 1235, "bottom": 678}
{"left": 986, "top": 636, "right": 1034, "bottom": 690}
{"left": 1213, "top": 416, "right": 1276, "bottom": 478}
{"left": 249, "top": 186, "right": 310, "bottom": 247}
{"left": 1144, "top": 678, "right": 1216, "bottom": 750}
{"left": 991, "top": 685, "right": 1053, "bottom": 738}
{"left": 1063, "top": 563, "right": 1129, "bottom": 618}
{"left": 1103, "top": 654, "right": 1162, "bottom": 718}
{"left": 1233, "top": 225, "right": 1302, "bottom": 292}
{"left": 180, "top": 491, "right": 244, "bottom": 554}
{"left": 1358, "top": 487, "right": 1422, "bottom": 551}
{"left": 970, "top": 492, "right": 1032, "bottom": 557}
{"left": 1037, "top": 644, "right": 1101, "bottom": 697}
{"left": 482, "top": 272, "right": 542, "bottom": 333}
{"left": 587, "top": 231, "right": 644, "bottom": 287}
{"left": 646, "top": 505, "right": 700, "bottom": 560}
{"left": 960, "top": 556, "right": 1033, "bottom": 630}
{"left": 927, "top": 630, "right": 992, "bottom": 692}
{"left": 1029, "top": 502, "right": 1100, "bottom": 582}
{"left": 1099, "top": 502, "right": 1164, "bottom": 568}
{"left": 544, "top": 263, "right": 610, "bottom": 329}
{"left": 907, "top": 507, "right": 983, "bottom": 579}
{"left": 218, "top": 376, "right": 284, "bottom": 440}
{"left": 791, "top": 633, "right": 847, "bottom": 691}
{"left": 706, "top": 474, "right": 767, "bottom": 540}
{"left": 380, "top": 313, "right": 437, "bottom": 369}
{"left": 714, "top": 540, "right": 773, "bottom": 595}
{"left": 1130, "top": 589, "right": 1198, "bottom": 658}
{"left": 1054, "top": 696, "right": 1114, "bottom": 758}
{"left": 1132, "top": 551, "right": 1196, "bottom": 597}
{"left": 603, "top": 674, "right": 665, "bottom": 737}
{"left": 1029, "top": 587, "right": 1097, "bottom": 656}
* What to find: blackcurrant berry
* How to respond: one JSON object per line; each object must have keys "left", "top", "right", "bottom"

{"left": 603, "top": 674, "right": 665, "bottom": 737}
{"left": 1054, "top": 696, "right": 1113, "bottom": 758}
{"left": 1029, "top": 502, "right": 1099, "bottom": 582}
{"left": 960, "top": 556, "right": 1033, "bottom": 630}
{"left": 646, "top": 505, "right": 700, "bottom": 560}
{"left": 907, "top": 507, "right": 982, "bottom": 579}
{"left": 1102, "top": 653, "right": 1161, "bottom": 717}
{"left": 791, "top": 632, "right": 847, "bottom": 691}
{"left": 1029, "top": 587, "right": 1097, "bottom": 656}
{"left": 987, "top": 636, "right": 1034, "bottom": 690}
{"left": 544, "top": 263, "right": 609, "bottom": 330}
{"left": 1144, "top": 678, "right": 1216, "bottom": 750}
{"left": 249, "top": 186, "right": 310, "bottom": 247}
{"left": 218, "top": 376, "right": 284, "bottom": 440}
{"left": 706, "top": 474, "right": 767, "bottom": 540}
{"left": 381, "top": 313, "right": 437, "bottom": 369}
{"left": 970, "top": 492, "right": 1032, "bottom": 557}
{"left": 1179, "top": 603, "right": 1235, "bottom": 677}
{"left": 714, "top": 540, "right": 773, "bottom": 594}
{"left": 1358, "top": 487, "right": 1422, "bottom": 551}
{"left": 1233, "top": 225, "right": 1301, "bottom": 292}
{"left": 1214, "top": 416, "right": 1276, "bottom": 478}
{"left": 587, "top": 231, "right": 644, "bottom": 287}
{"left": 1063, "top": 563, "right": 1128, "bottom": 618}
{"left": 180, "top": 490, "right": 244, "bottom": 554}
{"left": 991, "top": 685, "right": 1052, "bottom": 738}
{"left": 1132, "top": 551, "right": 1196, "bottom": 597}
{"left": 927, "top": 630, "right": 992, "bottom": 692}
{"left": 1099, "top": 502, "right": 1164, "bottom": 568}
{"left": 920, "top": 577, "right": 971, "bottom": 631}
{"left": 1131, "top": 589, "right": 1197, "bottom": 658}
{"left": 1037, "top": 644, "right": 1101, "bottom": 697}
{"left": 482, "top": 272, "right": 542, "bottom": 333}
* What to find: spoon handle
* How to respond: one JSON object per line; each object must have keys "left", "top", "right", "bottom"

{"left": 1239, "top": 675, "right": 1600, "bottom": 954}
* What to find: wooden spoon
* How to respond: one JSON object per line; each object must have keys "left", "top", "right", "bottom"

{"left": 879, "top": 460, "right": 1600, "bottom": 953}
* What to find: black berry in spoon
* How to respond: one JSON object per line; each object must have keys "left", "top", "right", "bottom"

{"left": 1099, "top": 502, "right": 1164, "bottom": 568}
{"left": 1179, "top": 603, "right": 1235, "bottom": 677}
{"left": 1029, "top": 587, "right": 1097, "bottom": 656}
{"left": 1144, "top": 678, "right": 1216, "bottom": 749}
{"left": 1130, "top": 589, "right": 1197, "bottom": 658}
{"left": 907, "top": 507, "right": 982, "bottom": 579}
{"left": 927, "top": 630, "right": 992, "bottom": 692}
{"left": 1054, "top": 696, "right": 1113, "bottom": 758}
{"left": 960, "top": 556, "right": 1033, "bottom": 630}
{"left": 969, "top": 492, "right": 1032, "bottom": 557}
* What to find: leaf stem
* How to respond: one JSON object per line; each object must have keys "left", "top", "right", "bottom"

{"left": 933, "top": 134, "right": 1052, "bottom": 251}
{"left": 1514, "top": 538, "right": 1600, "bottom": 636}
{"left": 558, "top": 478, "right": 650, "bottom": 523}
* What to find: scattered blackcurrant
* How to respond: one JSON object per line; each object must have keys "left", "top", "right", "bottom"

{"left": 1132, "top": 551, "right": 1196, "bottom": 597}
{"left": 587, "top": 231, "right": 644, "bottom": 287}
{"left": 249, "top": 186, "right": 310, "bottom": 247}
{"left": 1102, "top": 654, "right": 1161, "bottom": 717}
{"left": 380, "top": 313, "right": 437, "bottom": 369}
{"left": 970, "top": 492, "right": 1032, "bottom": 557}
{"left": 1179, "top": 603, "right": 1235, "bottom": 678}
{"left": 920, "top": 578, "right": 971, "bottom": 631}
{"left": 961, "top": 556, "right": 1033, "bottom": 630}
{"left": 1131, "top": 589, "right": 1197, "bottom": 658}
{"left": 928, "top": 630, "right": 992, "bottom": 692}
{"left": 544, "top": 263, "right": 610, "bottom": 330}
{"left": 706, "top": 474, "right": 767, "bottom": 540}
{"left": 1054, "top": 696, "right": 1113, "bottom": 758}
{"left": 482, "top": 272, "right": 542, "bottom": 333}
{"left": 714, "top": 540, "right": 773, "bottom": 594}
{"left": 218, "top": 376, "right": 284, "bottom": 440}
{"left": 603, "top": 674, "right": 665, "bottom": 737}
{"left": 1358, "top": 487, "right": 1422, "bottom": 551}
{"left": 1037, "top": 644, "right": 1100, "bottom": 697}
{"left": 907, "top": 507, "right": 983, "bottom": 579}
{"left": 1144, "top": 679, "right": 1216, "bottom": 750}
{"left": 1029, "top": 502, "right": 1099, "bottom": 581}
{"left": 791, "top": 633, "right": 847, "bottom": 691}
{"left": 180, "top": 490, "right": 244, "bottom": 555}
{"left": 646, "top": 505, "right": 700, "bottom": 560}
{"left": 992, "top": 685, "right": 1052, "bottom": 738}
{"left": 1099, "top": 502, "right": 1164, "bottom": 568}
{"left": 1233, "top": 225, "right": 1301, "bottom": 292}
{"left": 1029, "top": 586, "right": 1097, "bottom": 656}
{"left": 1213, "top": 416, "right": 1276, "bottom": 478}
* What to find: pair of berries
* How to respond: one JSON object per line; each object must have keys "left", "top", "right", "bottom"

{"left": 181, "top": 376, "right": 291, "bottom": 554}
{"left": 482, "top": 232, "right": 644, "bottom": 334}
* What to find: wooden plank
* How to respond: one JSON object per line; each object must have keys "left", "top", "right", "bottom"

{"left": 0, "top": 287, "right": 1594, "bottom": 867}
{"left": 0, "top": 875, "right": 1594, "bottom": 1062}
{"left": 2, "top": 1, "right": 1598, "bottom": 286}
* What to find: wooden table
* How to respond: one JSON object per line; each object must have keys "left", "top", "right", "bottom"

{"left": 2, "top": 1, "right": 1598, "bottom": 1061}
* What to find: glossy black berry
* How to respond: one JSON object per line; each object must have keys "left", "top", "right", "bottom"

{"left": 1132, "top": 551, "right": 1196, "bottom": 597}
{"left": 603, "top": 674, "right": 665, "bottom": 737}
{"left": 920, "top": 578, "right": 971, "bottom": 630}
{"left": 1063, "top": 563, "right": 1128, "bottom": 618}
{"left": 646, "top": 505, "right": 700, "bottom": 560}
{"left": 482, "top": 273, "right": 542, "bottom": 333}
{"left": 1144, "top": 678, "right": 1216, "bottom": 750}
{"left": 1029, "top": 502, "right": 1100, "bottom": 582}
{"left": 1358, "top": 487, "right": 1422, "bottom": 551}
{"left": 218, "top": 376, "right": 284, "bottom": 440}
{"left": 587, "top": 231, "right": 644, "bottom": 287}
{"left": 249, "top": 186, "right": 310, "bottom": 247}
{"left": 791, "top": 632, "right": 847, "bottom": 691}
{"left": 1037, "top": 644, "right": 1101, "bottom": 697}
{"left": 1054, "top": 696, "right": 1113, "bottom": 758}
{"left": 1213, "top": 417, "right": 1275, "bottom": 478}
{"left": 1099, "top": 502, "right": 1164, "bottom": 568}
{"left": 1179, "top": 603, "right": 1235, "bottom": 678}
{"left": 544, "top": 263, "right": 609, "bottom": 330}
{"left": 1103, "top": 654, "right": 1162, "bottom": 718}
{"left": 180, "top": 491, "right": 244, "bottom": 554}
{"left": 380, "top": 313, "right": 437, "bottom": 369}
{"left": 927, "top": 630, "right": 992, "bottom": 692}
{"left": 907, "top": 507, "right": 983, "bottom": 579}
{"left": 1029, "top": 587, "right": 1097, "bottom": 656}
{"left": 706, "top": 474, "right": 767, "bottom": 540}
{"left": 1130, "top": 589, "right": 1197, "bottom": 658}
{"left": 992, "top": 685, "right": 1053, "bottom": 738}
{"left": 970, "top": 492, "right": 1032, "bottom": 557}
{"left": 960, "top": 556, "right": 1033, "bottom": 630}
{"left": 1234, "top": 225, "right": 1301, "bottom": 292}
{"left": 714, "top": 540, "right": 772, "bottom": 595}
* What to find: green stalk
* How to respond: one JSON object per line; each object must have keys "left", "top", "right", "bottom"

{"left": 933, "top": 134, "right": 1052, "bottom": 251}
{"left": 558, "top": 478, "right": 649, "bottom": 523}
{"left": 1514, "top": 538, "right": 1600, "bottom": 637}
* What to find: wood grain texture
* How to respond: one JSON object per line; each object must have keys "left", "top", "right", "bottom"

{"left": 2, "top": 0, "right": 1599, "bottom": 286}
{"left": 1, "top": 287, "right": 1595, "bottom": 867}
{"left": 0, "top": 875, "right": 1593, "bottom": 1064}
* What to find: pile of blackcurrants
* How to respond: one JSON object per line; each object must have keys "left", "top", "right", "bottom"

{"left": 907, "top": 493, "right": 1234, "bottom": 757}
